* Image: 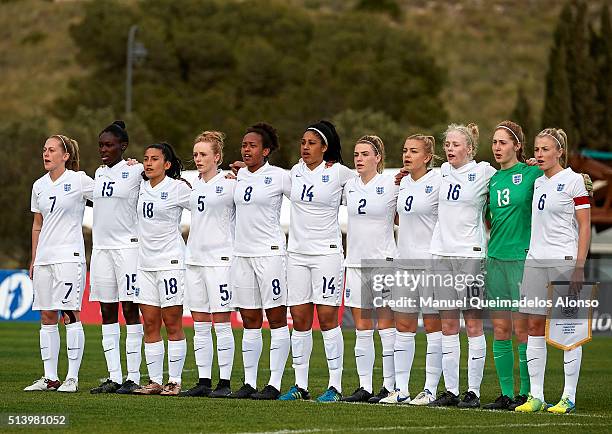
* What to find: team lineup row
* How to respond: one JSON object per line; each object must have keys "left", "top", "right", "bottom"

{"left": 25, "top": 118, "right": 590, "bottom": 414}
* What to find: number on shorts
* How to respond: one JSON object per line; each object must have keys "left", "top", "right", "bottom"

{"left": 197, "top": 195, "right": 206, "bottom": 212}
{"left": 219, "top": 283, "right": 230, "bottom": 302}
{"left": 322, "top": 276, "right": 335, "bottom": 295}
{"left": 446, "top": 184, "right": 461, "bottom": 201}
{"left": 271, "top": 278, "right": 281, "bottom": 296}
{"left": 301, "top": 184, "right": 314, "bottom": 202}
{"left": 142, "top": 201, "right": 154, "bottom": 218}
{"left": 357, "top": 198, "right": 367, "bottom": 214}
{"left": 537, "top": 193, "right": 546, "bottom": 210}
{"left": 125, "top": 273, "right": 136, "bottom": 295}
{"left": 102, "top": 181, "right": 115, "bottom": 197}
{"left": 468, "top": 284, "right": 480, "bottom": 299}
{"left": 404, "top": 195, "right": 414, "bottom": 212}
{"left": 164, "top": 278, "right": 178, "bottom": 296}
{"left": 244, "top": 186, "right": 253, "bottom": 202}
{"left": 64, "top": 282, "right": 73, "bottom": 300}
{"left": 49, "top": 196, "right": 57, "bottom": 213}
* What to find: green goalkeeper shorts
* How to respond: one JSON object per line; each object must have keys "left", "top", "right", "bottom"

{"left": 485, "top": 258, "right": 525, "bottom": 311}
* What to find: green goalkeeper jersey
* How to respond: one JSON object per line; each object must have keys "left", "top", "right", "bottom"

{"left": 487, "top": 162, "right": 542, "bottom": 260}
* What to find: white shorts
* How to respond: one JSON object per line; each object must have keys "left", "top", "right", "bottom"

{"left": 185, "top": 265, "right": 233, "bottom": 313}
{"left": 32, "top": 262, "right": 85, "bottom": 311}
{"left": 343, "top": 267, "right": 394, "bottom": 309}
{"left": 391, "top": 268, "right": 428, "bottom": 314}
{"left": 287, "top": 252, "right": 343, "bottom": 307}
{"left": 90, "top": 248, "right": 139, "bottom": 303}
{"left": 431, "top": 256, "right": 485, "bottom": 311}
{"left": 136, "top": 269, "right": 185, "bottom": 308}
{"left": 232, "top": 256, "right": 287, "bottom": 310}
{"left": 519, "top": 265, "right": 573, "bottom": 316}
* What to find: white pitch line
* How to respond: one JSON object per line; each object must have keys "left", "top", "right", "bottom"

{"left": 235, "top": 422, "right": 610, "bottom": 434}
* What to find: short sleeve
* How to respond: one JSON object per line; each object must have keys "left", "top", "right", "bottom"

{"left": 570, "top": 174, "right": 590, "bottom": 210}
{"left": 337, "top": 164, "right": 356, "bottom": 186}
{"left": 80, "top": 171, "right": 95, "bottom": 201}
{"left": 282, "top": 169, "right": 291, "bottom": 198}
{"left": 178, "top": 180, "right": 192, "bottom": 210}
{"left": 482, "top": 162, "right": 497, "bottom": 182}
{"left": 31, "top": 184, "right": 40, "bottom": 213}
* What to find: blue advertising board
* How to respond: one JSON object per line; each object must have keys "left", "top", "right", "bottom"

{"left": 0, "top": 270, "right": 39, "bottom": 321}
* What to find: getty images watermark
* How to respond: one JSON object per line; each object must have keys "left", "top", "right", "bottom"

{"left": 349, "top": 258, "right": 610, "bottom": 321}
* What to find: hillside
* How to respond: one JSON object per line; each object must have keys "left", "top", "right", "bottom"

{"left": 0, "top": 0, "right": 604, "bottom": 156}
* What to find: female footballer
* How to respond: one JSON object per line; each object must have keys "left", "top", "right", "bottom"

{"left": 515, "top": 128, "right": 590, "bottom": 414}
{"left": 228, "top": 123, "right": 291, "bottom": 400}
{"left": 428, "top": 123, "right": 495, "bottom": 408}
{"left": 181, "top": 131, "right": 236, "bottom": 398}
{"left": 131, "top": 143, "right": 191, "bottom": 396}
{"left": 482, "top": 121, "right": 540, "bottom": 410}
{"left": 380, "top": 134, "right": 443, "bottom": 405}
{"left": 342, "top": 135, "right": 398, "bottom": 403}
{"left": 25, "top": 135, "right": 94, "bottom": 393}
{"left": 89, "top": 121, "right": 144, "bottom": 395}
{"left": 279, "top": 121, "right": 354, "bottom": 402}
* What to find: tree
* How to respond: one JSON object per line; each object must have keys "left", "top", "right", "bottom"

{"left": 60, "top": 0, "right": 448, "bottom": 168}
{"left": 0, "top": 118, "right": 49, "bottom": 267}
{"left": 542, "top": 2, "right": 577, "bottom": 143}
{"left": 511, "top": 86, "right": 535, "bottom": 148}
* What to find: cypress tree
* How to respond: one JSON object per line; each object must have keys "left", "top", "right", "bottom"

{"left": 567, "top": 0, "right": 601, "bottom": 147}
{"left": 542, "top": 2, "right": 576, "bottom": 142}
{"left": 511, "top": 86, "right": 534, "bottom": 147}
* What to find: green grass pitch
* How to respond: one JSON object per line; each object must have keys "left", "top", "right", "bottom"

{"left": 1, "top": 323, "right": 611, "bottom": 433}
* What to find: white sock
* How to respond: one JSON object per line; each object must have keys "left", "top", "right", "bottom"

{"left": 379, "top": 328, "right": 396, "bottom": 391}
{"left": 394, "top": 331, "right": 415, "bottom": 396}
{"left": 291, "top": 329, "right": 313, "bottom": 390}
{"left": 125, "top": 323, "right": 143, "bottom": 383}
{"left": 355, "top": 329, "right": 375, "bottom": 393}
{"left": 167, "top": 339, "right": 187, "bottom": 384}
{"left": 242, "top": 328, "right": 263, "bottom": 388}
{"left": 441, "top": 333, "right": 460, "bottom": 396}
{"left": 322, "top": 326, "right": 343, "bottom": 392}
{"left": 40, "top": 324, "right": 60, "bottom": 381}
{"left": 144, "top": 340, "right": 165, "bottom": 385}
{"left": 526, "top": 335, "right": 547, "bottom": 401}
{"left": 467, "top": 334, "right": 486, "bottom": 397}
{"left": 562, "top": 346, "right": 582, "bottom": 403}
{"left": 269, "top": 326, "right": 290, "bottom": 390}
{"left": 193, "top": 322, "right": 213, "bottom": 380}
{"left": 424, "top": 331, "right": 443, "bottom": 394}
{"left": 214, "top": 322, "right": 234, "bottom": 381}
{"left": 66, "top": 321, "right": 85, "bottom": 381}
{"left": 102, "top": 323, "right": 122, "bottom": 383}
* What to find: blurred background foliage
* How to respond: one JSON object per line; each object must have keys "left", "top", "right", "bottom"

{"left": 0, "top": 0, "right": 609, "bottom": 267}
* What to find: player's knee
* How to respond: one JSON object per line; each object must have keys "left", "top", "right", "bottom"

{"left": 41, "top": 310, "right": 58, "bottom": 325}
{"left": 292, "top": 316, "right": 313, "bottom": 331}
{"left": 493, "top": 323, "right": 512, "bottom": 340}
{"left": 62, "top": 310, "right": 77, "bottom": 324}
{"left": 121, "top": 301, "right": 141, "bottom": 324}
{"left": 100, "top": 302, "right": 119, "bottom": 324}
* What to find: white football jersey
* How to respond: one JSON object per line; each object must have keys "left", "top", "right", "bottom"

{"left": 92, "top": 160, "right": 142, "bottom": 249}
{"left": 31, "top": 170, "right": 94, "bottom": 265}
{"left": 288, "top": 160, "right": 355, "bottom": 255}
{"left": 430, "top": 161, "right": 496, "bottom": 258}
{"left": 527, "top": 168, "right": 590, "bottom": 265}
{"left": 136, "top": 176, "right": 191, "bottom": 271}
{"left": 397, "top": 170, "right": 441, "bottom": 261}
{"left": 185, "top": 172, "right": 236, "bottom": 266}
{"left": 344, "top": 173, "right": 399, "bottom": 267}
{"left": 233, "top": 162, "right": 291, "bottom": 257}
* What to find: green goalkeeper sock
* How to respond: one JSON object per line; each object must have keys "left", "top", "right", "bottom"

{"left": 518, "top": 342, "right": 530, "bottom": 396}
{"left": 493, "top": 339, "right": 514, "bottom": 397}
